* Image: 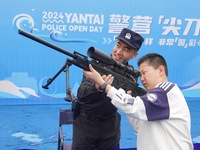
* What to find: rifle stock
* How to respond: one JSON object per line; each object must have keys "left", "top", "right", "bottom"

{"left": 18, "top": 29, "right": 146, "bottom": 96}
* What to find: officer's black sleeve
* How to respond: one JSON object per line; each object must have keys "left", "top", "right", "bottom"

{"left": 77, "top": 75, "right": 99, "bottom": 99}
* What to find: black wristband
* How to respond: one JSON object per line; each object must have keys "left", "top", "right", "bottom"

{"left": 98, "top": 82, "right": 108, "bottom": 93}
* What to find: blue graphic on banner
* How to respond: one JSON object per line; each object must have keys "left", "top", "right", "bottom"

{"left": 0, "top": 0, "right": 200, "bottom": 104}
{"left": 180, "top": 78, "right": 200, "bottom": 98}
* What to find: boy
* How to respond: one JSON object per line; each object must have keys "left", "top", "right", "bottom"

{"left": 83, "top": 53, "right": 193, "bottom": 150}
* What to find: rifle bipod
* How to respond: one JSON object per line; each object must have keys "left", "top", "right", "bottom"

{"left": 42, "top": 59, "right": 77, "bottom": 103}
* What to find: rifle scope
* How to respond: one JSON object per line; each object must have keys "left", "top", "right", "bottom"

{"left": 87, "top": 47, "right": 140, "bottom": 77}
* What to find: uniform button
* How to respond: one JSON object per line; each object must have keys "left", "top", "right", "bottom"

{"left": 85, "top": 118, "right": 90, "bottom": 122}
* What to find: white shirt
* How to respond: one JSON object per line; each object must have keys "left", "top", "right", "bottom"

{"left": 107, "top": 82, "right": 193, "bottom": 150}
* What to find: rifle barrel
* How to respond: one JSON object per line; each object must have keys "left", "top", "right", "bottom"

{"left": 18, "top": 29, "right": 75, "bottom": 58}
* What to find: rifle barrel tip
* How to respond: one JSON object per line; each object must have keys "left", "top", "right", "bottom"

{"left": 18, "top": 29, "right": 21, "bottom": 34}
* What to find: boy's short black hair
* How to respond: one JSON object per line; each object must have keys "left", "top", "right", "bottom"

{"left": 137, "top": 53, "right": 168, "bottom": 76}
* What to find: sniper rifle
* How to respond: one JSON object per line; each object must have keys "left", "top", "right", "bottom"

{"left": 18, "top": 29, "right": 146, "bottom": 96}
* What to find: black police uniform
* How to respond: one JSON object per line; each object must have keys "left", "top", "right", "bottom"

{"left": 72, "top": 60, "right": 121, "bottom": 150}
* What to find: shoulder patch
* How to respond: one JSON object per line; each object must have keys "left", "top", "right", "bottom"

{"left": 147, "top": 93, "right": 157, "bottom": 102}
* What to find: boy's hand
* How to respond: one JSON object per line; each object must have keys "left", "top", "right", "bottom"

{"left": 83, "top": 64, "right": 114, "bottom": 86}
